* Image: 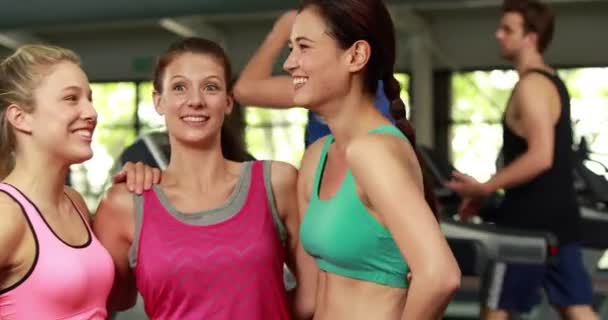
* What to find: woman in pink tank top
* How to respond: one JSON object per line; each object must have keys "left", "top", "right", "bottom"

{"left": 93, "top": 38, "right": 305, "bottom": 320}
{"left": 0, "top": 45, "right": 159, "bottom": 320}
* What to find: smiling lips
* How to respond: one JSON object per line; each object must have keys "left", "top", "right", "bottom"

{"left": 181, "top": 115, "right": 210, "bottom": 124}
{"left": 293, "top": 77, "right": 308, "bottom": 90}
{"left": 72, "top": 126, "right": 94, "bottom": 142}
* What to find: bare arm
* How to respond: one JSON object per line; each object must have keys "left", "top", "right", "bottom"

{"left": 233, "top": 10, "right": 297, "bottom": 108}
{"left": 347, "top": 135, "right": 461, "bottom": 320}
{"left": 0, "top": 194, "right": 25, "bottom": 284}
{"left": 269, "top": 161, "right": 299, "bottom": 271}
{"left": 484, "top": 74, "right": 557, "bottom": 193}
{"left": 287, "top": 138, "right": 327, "bottom": 319}
{"left": 271, "top": 161, "right": 316, "bottom": 319}
{"left": 92, "top": 183, "right": 138, "bottom": 312}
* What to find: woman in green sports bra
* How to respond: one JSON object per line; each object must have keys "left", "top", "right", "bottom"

{"left": 278, "top": 1, "right": 462, "bottom": 319}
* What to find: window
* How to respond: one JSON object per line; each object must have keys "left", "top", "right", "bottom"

{"left": 450, "top": 70, "right": 517, "bottom": 181}
{"left": 244, "top": 73, "right": 411, "bottom": 167}
{"left": 450, "top": 68, "right": 608, "bottom": 180}
{"left": 70, "top": 81, "right": 161, "bottom": 209}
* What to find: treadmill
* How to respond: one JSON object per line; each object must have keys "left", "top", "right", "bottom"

{"left": 419, "top": 147, "right": 559, "bottom": 318}
{"left": 419, "top": 146, "right": 558, "bottom": 276}
{"left": 573, "top": 139, "right": 608, "bottom": 250}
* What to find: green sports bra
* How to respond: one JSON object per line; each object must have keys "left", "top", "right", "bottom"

{"left": 299, "top": 125, "right": 410, "bottom": 288}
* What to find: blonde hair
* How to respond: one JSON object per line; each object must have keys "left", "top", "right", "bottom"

{"left": 0, "top": 44, "right": 81, "bottom": 180}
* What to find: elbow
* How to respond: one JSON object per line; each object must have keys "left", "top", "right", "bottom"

{"left": 292, "top": 289, "right": 315, "bottom": 320}
{"left": 538, "top": 156, "right": 553, "bottom": 173}
{"left": 531, "top": 151, "right": 553, "bottom": 173}
{"left": 233, "top": 81, "right": 251, "bottom": 105}
{"left": 443, "top": 267, "right": 462, "bottom": 296}
{"left": 293, "top": 306, "right": 314, "bottom": 320}
{"left": 417, "top": 265, "right": 461, "bottom": 299}
{"left": 434, "top": 267, "right": 461, "bottom": 298}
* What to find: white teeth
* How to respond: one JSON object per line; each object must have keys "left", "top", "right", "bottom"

{"left": 182, "top": 116, "right": 207, "bottom": 122}
{"left": 74, "top": 130, "right": 92, "bottom": 138}
{"left": 293, "top": 77, "right": 307, "bottom": 86}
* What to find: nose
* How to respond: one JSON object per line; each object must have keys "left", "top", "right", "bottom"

{"left": 188, "top": 88, "right": 204, "bottom": 108}
{"left": 83, "top": 99, "right": 98, "bottom": 124}
{"left": 495, "top": 29, "right": 503, "bottom": 41}
{"left": 283, "top": 49, "right": 298, "bottom": 75}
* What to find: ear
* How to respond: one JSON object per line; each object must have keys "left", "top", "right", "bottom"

{"left": 5, "top": 104, "right": 33, "bottom": 134}
{"left": 345, "top": 40, "right": 371, "bottom": 73}
{"left": 525, "top": 32, "right": 539, "bottom": 50}
{"left": 153, "top": 90, "right": 164, "bottom": 115}
{"left": 224, "top": 93, "right": 234, "bottom": 116}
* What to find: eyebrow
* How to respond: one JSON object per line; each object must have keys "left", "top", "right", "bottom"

{"left": 62, "top": 85, "right": 82, "bottom": 92}
{"left": 169, "top": 75, "right": 223, "bottom": 81}
{"left": 295, "top": 36, "right": 315, "bottom": 43}
{"left": 62, "top": 85, "right": 91, "bottom": 95}
{"left": 61, "top": 85, "right": 92, "bottom": 99}
{"left": 203, "top": 75, "right": 222, "bottom": 82}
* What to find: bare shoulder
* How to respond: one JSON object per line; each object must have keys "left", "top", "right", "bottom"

{"left": 300, "top": 136, "right": 330, "bottom": 178}
{"left": 269, "top": 161, "right": 298, "bottom": 188}
{"left": 0, "top": 192, "right": 27, "bottom": 265}
{"left": 301, "top": 136, "right": 329, "bottom": 169}
{"left": 516, "top": 71, "right": 558, "bottom": 98}
{"left": 93, "top": 183, "right": 136, "bottom": 232}
{"left": 298, "top": 136, "right": 329, "bottom": 194}
{"left": 64, "top": 186, "right": 92, "bottom": 222}
{"left": 346, "top": 132, "right": 418, "bottom": 168}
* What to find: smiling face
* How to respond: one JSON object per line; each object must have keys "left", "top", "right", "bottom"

{"left": 154, "top": 52, "right": 233, "bottom": 148}
{"left": 283, "top": 7, "right": 350, "bottom": 110}
{"left": 26, "top": 61, "right": 97, "bottom": 164}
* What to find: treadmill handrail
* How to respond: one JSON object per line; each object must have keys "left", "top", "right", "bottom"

{"left": 440, "top": 218, "right": 557, "bottom": 265}
{"left": 141, "top": 133, "right": 169, "bottom": 170}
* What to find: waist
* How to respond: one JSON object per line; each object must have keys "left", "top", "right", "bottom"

{"left": 316, "top": 259, "right": 408, "bottom": 288}
{"left": 314, "top": 272, "right": 406, "bottom": 320}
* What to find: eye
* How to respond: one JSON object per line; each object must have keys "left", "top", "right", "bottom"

{"left": 64, "top": 95, "right": 78, "bottom": 102}
{"left": 205, "top": 84, "right": 220, "bottom": 92}
{"left": 172, "top": 84, "right": 186, "bottom": 92}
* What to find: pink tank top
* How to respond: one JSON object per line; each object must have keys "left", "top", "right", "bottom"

{"left": 134, "top": 161, "right": 290, "bottom": 320}
{"left": 0, "top": 183, "right": 114, "bottom": 320}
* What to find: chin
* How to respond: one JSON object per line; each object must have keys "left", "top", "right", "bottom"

{"left": 293, "top": 92, "right": 312, "bottom": 109}
{"left": 69, "top": 149, "right": 94, "bottom": 164}
{"left": 499, "top": 50, "right": 515, "bottom": 61}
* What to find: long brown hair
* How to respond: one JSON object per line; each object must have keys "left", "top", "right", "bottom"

{"left": 300, "top": 0, "right": 439, "bottom": 217}
{"left": 153, "top": 37, "right": 250, "bottom": 161}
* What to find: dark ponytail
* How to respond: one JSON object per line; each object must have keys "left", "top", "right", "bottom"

{"left": 383, "top": 74, "right": 439, "bottom": 219}
{"left": 301, "top": 0, "right": 439, "bottom": 219}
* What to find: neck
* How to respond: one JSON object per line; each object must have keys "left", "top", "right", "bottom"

{"left": 315, "top": 83, "right": 389, "bottom": 151}
{"left": 4, "top": 149, "right": 70, "bottom": 208}
{"left": 514, "top": 49, "right": 547, "bottom": 76}
{"left": 163, "top": 136, "right": 232, "bottom": 192}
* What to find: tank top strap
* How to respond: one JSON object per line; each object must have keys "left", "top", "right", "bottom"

{"left": 310, "top": 136, "right": 334, "bottom": 201}
{"left": 249, "top": 160, "right": 265, "bottom": 192}
{"left": 368, "top": 124, "right": 407, "bottom": 140}
{"left": 63, "top": 190, "right": 92, "bottom": 232}
{"left": 260, "top": 160, "right": 287, "bottom": 244}
{"left": 0, "top": 183, "right": 47, "bottom": 233}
